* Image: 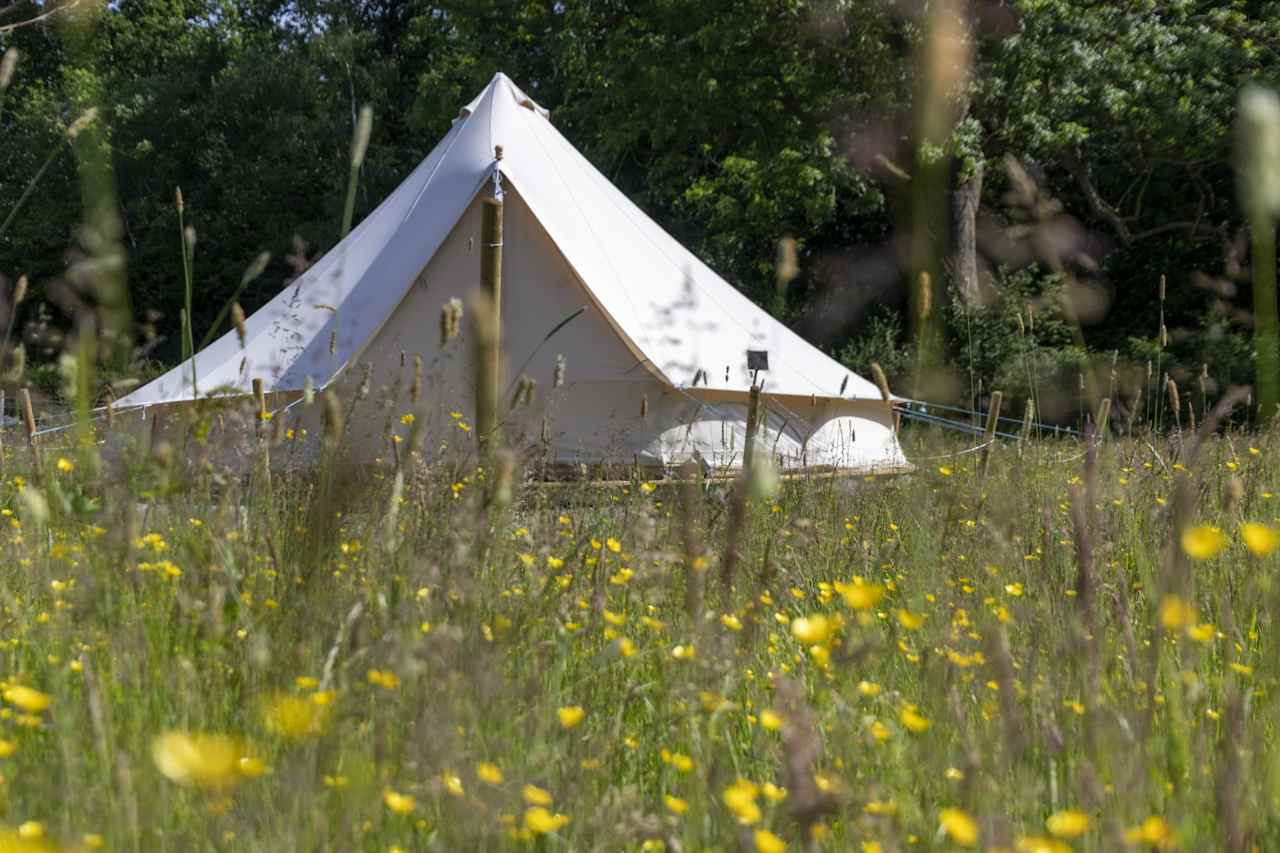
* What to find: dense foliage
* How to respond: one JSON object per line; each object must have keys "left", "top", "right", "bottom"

{"left": 1, "top": 0, "right": 1278, "bottom": 414}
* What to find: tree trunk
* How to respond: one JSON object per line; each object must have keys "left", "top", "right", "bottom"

{"left": 951, "top": 158, "right": 984, "bottom": 305}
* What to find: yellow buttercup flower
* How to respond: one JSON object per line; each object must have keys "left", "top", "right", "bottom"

{"left": 4, "top": 686, "right": 51, "bottom": 714}
{"left": 523, "top": 806, "right": 570, "bottom": 834}
{"left": 896, "top": 609, "right": 924, "bottom": 630}
{"left": 1181, "top": 524, "right": 1225, "bottom": 560}
{"left": 759, "top": 709, "right": 784, "bottom": 731}
{"left": 442, "top": 772, "right": 464, "bottom": 796}
{"left": 476, "top": 762, "right": 503, "bottom": 785}
{"left": 1241, "top": 522, "right": 1280, "bottom": 556}
{"left": 1158, "top": 595, "right": 1195, "bottom": 632}
{"left": 1046, "top": 809, "right": 1090, "bottom": 838}
{"left": 835, "top": 577, "right": 884, "bottom": 610}
{"left": 900, "top": 705, "right": 930, "bottom": 734}
{"left": 261, "top": 693, "right": 328, "bottom": 739}
{"left": 723, "top": 778, "right": 762, "bottom": 825}
{"left": 939, "top": 807, "right": 978, "bottom": 846}
{"left": 151, "top": 732, "right": 244, "bottom": 791}
{"left": 383, "top": 788, "right": 415, "bottom": 814}
{"left": 789, "top": 615, "right": 832, "bottom": 644}
{"left": 754, "top": 829, "right": 786, "bottom": 852}
{"left": 664, "top": 794, "right": 688, "bottom": 815}
{"left": 1123, "top": 816, "right": 1175, "bottom": 849}
{"left": 557, "top": 705, "right": 585, "bottom": 729}
{"left": 522, "top": 784, "right": 553, "bottom": 806}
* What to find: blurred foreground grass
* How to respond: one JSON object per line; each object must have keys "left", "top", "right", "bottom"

{"left": 0, "top": 420, "right": 1276, "bottom": 852}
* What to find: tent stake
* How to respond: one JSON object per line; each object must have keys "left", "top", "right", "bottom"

{"left": 980, "top": 390, "right": 1003, "bottom": 478}
{"left": 20, "top": 388, "right": 41, "bottom": 479}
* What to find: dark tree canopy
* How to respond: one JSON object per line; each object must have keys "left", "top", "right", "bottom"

{"left": 1, "top": 0, "right": 1277, "bottom": 410}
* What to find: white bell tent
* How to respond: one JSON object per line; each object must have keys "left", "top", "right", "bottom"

{"left": 117, "top": 73, "right": 909, "bottom": 473}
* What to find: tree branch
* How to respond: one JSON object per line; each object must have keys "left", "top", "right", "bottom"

{"left": 0, "top": 0, "right": 83, "bottom": 34}
{"left": 1063, "top": 147, "right": 1132, "bottom": 244}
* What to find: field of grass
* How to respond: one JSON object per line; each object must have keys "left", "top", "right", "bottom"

{"left": 0, "top": 409, "right": 1276, "bottom": 852}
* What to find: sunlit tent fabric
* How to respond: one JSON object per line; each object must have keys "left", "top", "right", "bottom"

{"left": 117, "top": 73, "right": 910, "bottom": 472}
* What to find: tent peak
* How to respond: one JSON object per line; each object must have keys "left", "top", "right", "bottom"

{"left": 458, "top": 72, "right": 550, "bottom": 124}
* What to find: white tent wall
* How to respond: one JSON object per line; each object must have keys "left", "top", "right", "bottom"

{"left": 307, "top": 187, "right": 904, "bottom": 473}
{"left": 113, "top": 72, "right": 910, "bottom": 476}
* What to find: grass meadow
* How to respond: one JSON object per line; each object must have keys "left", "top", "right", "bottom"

{"left": 0, "top": 400, "right": 1273, "bottom": 852}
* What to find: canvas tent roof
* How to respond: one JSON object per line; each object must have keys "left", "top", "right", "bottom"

{"left": 118, "top": 73, "right": 886, "bottom": 409}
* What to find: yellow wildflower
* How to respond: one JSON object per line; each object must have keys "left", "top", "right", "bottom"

{"left": 1046, "top": 809, "right": 1090, "bottom": 838}
{"left": 383, "top": 788, "right": 415, "bottom": 814}
{"left": 523, "top": 806, "right": 570, "bottom": 834}
{"left": 1181, "top": 524, "right": 1225, "bottom": 560}
{"left": 1241, "top": 522, "right": 1280, "bottom": 556}
{"left": 835, "top": 577, "right": 885, "bottom": 610}
{"left": 557, "top": 706, "right": 586, "bottom": 729}
{"left": 896, "top": 609, "right": 924, "bottom": 630}
{"left": 754, "top": 829, "right": 787, "bottom": 852}
{"left": 1158, "top": 595, "right": 1195, "bottom": 632}
{"left": 899, "top": 705, "right": 930, "bottom": 734}
{"left": 939, "top": 807, "right": 978, "bottom": 846}
{"left": 4, "top": 686, "right": 51, "bottom": 714}
{"left": 522, "top": 784, "right": 553, "bottom": 806}
{"left": 1123, "top": 816, "right": 1175, "bottom": 849}
{"left": 723, "top": 778, "right": 762, "bottom": 825}
{"left": 151, "top": 732, "right": 244, "bottom": 791}
{"left": 261, "top": 693, "right": 328, "bottom": 739}
{"left": 760, "top": 709, "right": 784, "bottom": 731}
{"left": 789, "top": 615, "right": 832, "bottom": 644}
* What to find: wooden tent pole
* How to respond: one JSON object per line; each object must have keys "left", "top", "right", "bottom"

{"left": 743, "top": 383, "right": 761, "bottom": 477}
{"left": 477, "top": 146, "right": 504, "bottom": 446}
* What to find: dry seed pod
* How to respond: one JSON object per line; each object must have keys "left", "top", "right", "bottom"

{"left": 440, "top": 298, "right": 463, "bottom": 346}
{"left": 231, "top": 303, "right": 247, "bottom": 348}
{"left": 351, "top": 105, "right": 373, "bottom": 169}
{"left": 1166, "top": 378, "right": 1181, "bottom": 416}
{"left": 870, "top": 362, "right": 892, "bottom": 402}
{"left": 13, "top": 275, "right": 27, "bottom": 305}
{"left": 0, "top": 48, "right": 17, "bottom": 90}
{"left": 1226, "top": 476, "right": 1245, "bottom": 514}
{"left": 411, "top": 354, "right": 423, "bottom": 404}
{"left": 175, "top": 186, "right": 184, "bottom": 215}
{"left": 515, "top": 374, "right": 537, "bottom": 408}
{"left": 66, "top": 108, "right": 98, "bottom": 140}
{"left": 776, "top": 236, "right": 798, "bottom": 287}
{"left": 322, "top": 389, "right": 344, "bottom": 445}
